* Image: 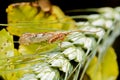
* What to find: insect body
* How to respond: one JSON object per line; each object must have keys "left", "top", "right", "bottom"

{"left": 19, "top": 32, "right": 69, "bottom": 45}
{"left": 19, "top": 29, "right": 100, "bottom": 45}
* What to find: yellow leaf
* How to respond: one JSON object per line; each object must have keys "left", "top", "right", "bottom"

{"left": 86, "top": 47, "right": 119, "bottom": 80}
{"left": 6, "top": 2, "right": 75, "bottom": 36}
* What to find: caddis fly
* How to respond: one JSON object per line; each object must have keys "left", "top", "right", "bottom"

{"left": 19, "top": 29, "right": 100, "bottom": 45}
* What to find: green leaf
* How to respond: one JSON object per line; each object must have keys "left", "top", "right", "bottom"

{"left": 0, "top": 29, "right": 14, "bottom": 61}
{"left": 0, "top": 29, "right": 17, "bottom": 80}
{"left": 18, "top": 42, "right": 58, "bottom": 55}
{"left": 0, "top": 29, "right": 31, "bottom": 80}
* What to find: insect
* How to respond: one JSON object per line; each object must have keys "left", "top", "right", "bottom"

{"left": 19, "top": 32, "right": 67, "bottom": 45}
{"left": 0, "top": 0, "right": 119, "bottom": 80}
{"left": 19, "top": 29, "right": 99, "bottom": 45}
{"left": 0, "top": 19, "right": 109, "bottom": 80}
